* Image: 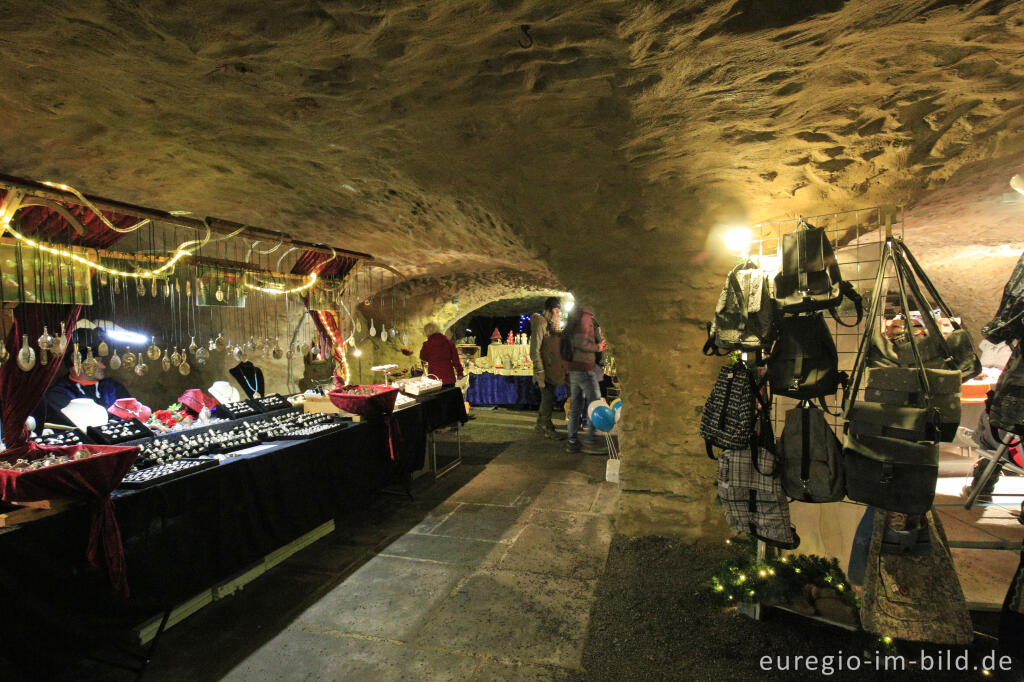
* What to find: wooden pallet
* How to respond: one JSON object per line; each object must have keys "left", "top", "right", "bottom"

{"left": 0, "top": 499, "right": 73, "bottom": 528}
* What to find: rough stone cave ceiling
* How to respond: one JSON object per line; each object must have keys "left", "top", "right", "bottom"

{"left": 0, "top": 0, "right": 1022, "bottom": 308}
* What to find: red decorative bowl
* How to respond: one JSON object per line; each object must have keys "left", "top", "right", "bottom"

{"left": 327, "top": 385, "right": 400, "bottom": 417}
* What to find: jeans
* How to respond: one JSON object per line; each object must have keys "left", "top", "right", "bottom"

{"left": 537, "top": 381, "right": 556, "bottom": 428}
{"left": 568, "top": 369, "right": 600, "bottom": 441}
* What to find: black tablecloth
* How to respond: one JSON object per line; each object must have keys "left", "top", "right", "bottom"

{"left": 0, "top": 390, "right": 466, "bottom": 667}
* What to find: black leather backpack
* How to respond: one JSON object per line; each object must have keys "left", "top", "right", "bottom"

{"left": 773, "top": 220, "right": 862, "bottom": 326}
{"left": 766, "top": 313, "right": 845, "bottom": 409}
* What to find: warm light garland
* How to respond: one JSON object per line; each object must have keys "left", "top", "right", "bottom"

{"left": 0, "top": 214, "right": 191, "bottom": 278}
{"left": 242, "top": 272, "right": 318, "bottom": 295}
{"left": 41, "top": 180, "right": 152, "bottom": 233}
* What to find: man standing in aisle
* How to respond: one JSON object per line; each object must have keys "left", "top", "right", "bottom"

{"left": 530, "top": 297, "right": 566, "bottom": 440}
{"left": 565, "top": 306, "right": 607, "bottom": 454}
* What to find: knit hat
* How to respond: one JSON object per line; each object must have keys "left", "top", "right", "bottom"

{"left": 544, "top": 297, "right": 561, "bottom": 311}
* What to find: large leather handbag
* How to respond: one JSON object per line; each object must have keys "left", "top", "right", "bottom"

{"left": 864, "top": 366, "right": 962, "bottom": 442}
{"left": 843, "top": 433, "right": 939, "bottom": 514}
{"left": 868, "top": 244, "right": 981, "bottom": 381}
{"left": 842, "top": 237, "right": 941, "bottom": 514}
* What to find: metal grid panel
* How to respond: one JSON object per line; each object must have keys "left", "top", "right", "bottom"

{"left": 746, "top": 206, "right": 904, "bottom": 435}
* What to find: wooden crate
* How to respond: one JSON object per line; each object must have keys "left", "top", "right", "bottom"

{"left": 302, "top": 395, "right": 361, "bottom": 421}
{"left": 0, "top": 498, "right": 73, "bottom": 528}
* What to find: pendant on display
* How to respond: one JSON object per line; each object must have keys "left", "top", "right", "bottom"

{"left": 109, "top": 348, "right": 122, "bottom": 370}
{"left": 0, "top": 341, "right": 9, "bottom": 365}
{"left": 57, "top": 322, "right": 68, "bottom": 353}
{"left": 84, "top": 346, "right": 99, "bottom": 377}
{"left": 16, "top": 336, "right": 36, "bottom": 371}
{"left": 286, "top": 344, "right": 295, "bottom": 360}
{"left": 113, "top": 277, "right": 120, "bottom": 294}
{"left": 356, "top": 319, "right": 362, "bottom": 332}
{"left": 161, "top": 350, "right": 171, "bottom": 372}
{"left": 163, "top": 280, "right": 170, "bottom": 298}
{"left": 233, "top": 346, "right": 244, "bottom": 362}
{"left": 39, "top": 348, "right": 48, "bottom": 366}
{"left": 36, "top": 326, "right": 53, "bottom": 351}
{"left": 369, "top": 319, "right": 376, "bottom": 336}
{"left": 272, "top": 339, "right": 283, "bottom": 360}
{"left": 178, "top": 358, "right": 191, "bottom": 376}
{"left": 246, "top": 336, "right": 256, "bottom": 352}
{"left": 185, "top": 280, "right": 192, "bottom": 297}
{"left": 253, "top": 391, "right": 261, "bottom": 399}
{"left": 215, "top": 333, "right": 226, "bottom": 351}
{"left": 170, "top": 347, "right": 182, "bottom": 367}
{"left": 215, "top": 285, "right": 224, "bottom": 302}
{"left": 347, "top": 335, "right": 355, "bottom": 348}
{"left": 122, "top": 351, "right": 137, "bottom": 370}
{"left": 195, "top": 346, "right": 210, "bottom": 366}
{"left": 188, "top": 337, "right": 199, "bottom": 357}
{"left": 381, "top": 330, "right": 388, "bottom": 342}
{"left": 135, "top": 361, "right": 148, "bottom": 376}
{"left": 147, "top": 337, "right": 161, "bottom": 361}
{"left": 150, "top": 279, "right": 158, "bottom": 297}
{"left": 137, "top": 279, "right": 146, "bottom": 296}
{"left": 99, "top": 271, "right": 108, "bottom": 286}
{"left": 97, "top": 340, "right": 109, "bottom": 357}
{"left": 402, "top": 332, "right": 409, "bottom": 346}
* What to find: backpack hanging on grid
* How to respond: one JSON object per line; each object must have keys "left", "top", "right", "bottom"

{"left": 699, "top": 359, "right": 759, "bottom": 459}
{"left": 765, "top": 312, "right": 846, "bottom": 411}
{"left": 717, "top": 414, "right": 800, "bottom": 549}
{"left": 778, "top": 403, "right": 845, "bottom": 503}
{"left": 772, "top": 219, "right": 862, "bottom": 326}
{"left": 703, "top": 260, "right": 777, "bottom": 355}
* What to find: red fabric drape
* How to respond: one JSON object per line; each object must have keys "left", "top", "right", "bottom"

{"left": 0, "top": 189, "right": 136, "bottom": 249}
{"left": 328, "top": 386, "right": 401, "bottom": 461}
{"left": 0, "top": 304, "right": 80, "bottom": 447}
{"left": 290, "top": 251, "right": 358, "bottom": 278}
{"left": 0, "top": 442, "right": 139, "bottom": 595}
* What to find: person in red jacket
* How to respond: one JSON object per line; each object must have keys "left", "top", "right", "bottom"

{"left": 419, "top": 322, "right": 465, "bottom": 386}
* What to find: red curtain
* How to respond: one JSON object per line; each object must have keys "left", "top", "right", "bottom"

{"left": 0, "top": 304, "right": 80, "bottom": 447}
{"left": 290, "top": 250, "right": 358, "bottom": 278}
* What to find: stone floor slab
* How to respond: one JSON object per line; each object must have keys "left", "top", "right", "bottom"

{"left": 415, "top": 569, "right": 595, "bottom": 667}
{"left": 430, "top": 503, "right": 528, "bottom": 543}
{"left": 527, "top": 482, "right": 600, "bottom": 513}
{"left": 499, "top": 512, "right": 613, "bottom": 580}
{"left": 223, "top": 629, "right": 480, "bottom": 682}
{"left": 469, "top": 660, "right": 574, "bottom": 681}
{"left": 381, "top": 531, "right": 504, "bottom": 567}
{"left": 294, "top": 555, "right": 467, "bottom": 641}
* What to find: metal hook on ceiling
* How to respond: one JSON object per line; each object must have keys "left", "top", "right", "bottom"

{"left": 517, "top": 24, "right": 533, "bottom": 49}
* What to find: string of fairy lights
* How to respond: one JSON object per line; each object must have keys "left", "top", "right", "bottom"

{"left": 0, "top": 184, "right": 358, "bottom": 372}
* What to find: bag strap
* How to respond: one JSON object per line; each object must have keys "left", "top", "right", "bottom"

{"left": 893, "top": 243, "right": 954, "bottom": 357}
{"left": 800, "top": 404, "right": 811, "bottom": 483}
{"left": 890, "top": 244, "right": 934, "bottom": 403}
{"left": 702, "top": 321, "right": 726, "bottom": 356}
{"left": 899, "top": 239, "right": 959, "bottom": 326}
{"left": 844, "top": 239, "right": 893, "bottom": 416}
{"left": 844, "top": 239, "right": 933, "bottom": 413}
{"left": 828, "top": 280, "right": 864, "bottom": 327}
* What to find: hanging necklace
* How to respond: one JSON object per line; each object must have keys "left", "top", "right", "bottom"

{"left": 241, "top": 366, "right": 261, "bottom": 399}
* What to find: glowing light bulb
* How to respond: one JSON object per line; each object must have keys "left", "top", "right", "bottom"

{"left": 722, "top": 227, "right": 753, "bottom": 256}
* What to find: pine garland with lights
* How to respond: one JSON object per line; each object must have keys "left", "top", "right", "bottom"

{"left": 707, "top": 537, "right": 859, "bottom": 610}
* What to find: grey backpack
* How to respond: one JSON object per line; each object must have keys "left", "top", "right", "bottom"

{"left": 703, "top": 260, "right": 776, "bottom": 355}
{"left": 778, "top": 405, "right": 844, "bottom": 502}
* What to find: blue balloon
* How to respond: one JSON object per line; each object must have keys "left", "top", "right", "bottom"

{"left": 591, "top": 405, "right": 616, "bottom": 432}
